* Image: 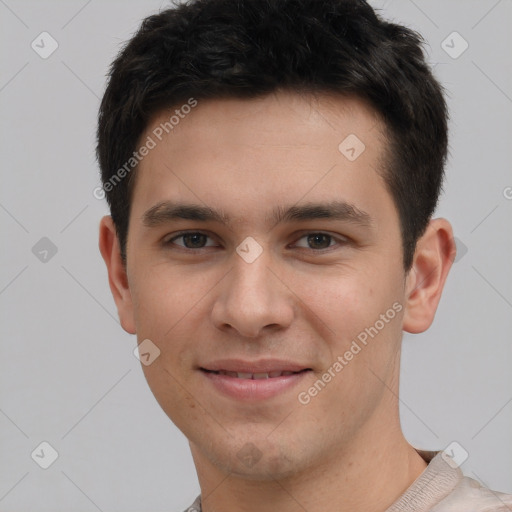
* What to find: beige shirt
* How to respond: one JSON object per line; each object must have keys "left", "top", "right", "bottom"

{"left": 183, "top": 450, "right": 512, "bottom": 512}
{"left": 387, "top": 450, "right": 512, "bottom": 511}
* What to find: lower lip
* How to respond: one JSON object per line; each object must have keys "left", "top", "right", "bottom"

{"left": 201, "top": 370, "right": 311, "bottom": 401}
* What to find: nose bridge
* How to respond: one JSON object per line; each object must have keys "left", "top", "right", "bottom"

{"left": 212, "top": 240, "right": 294, "bottom": 337}
{"left": 231, "top": 243, "right": 277, "bottom": 310}
{"left": 233, "top": 247, "right": 272, "bottom": 296}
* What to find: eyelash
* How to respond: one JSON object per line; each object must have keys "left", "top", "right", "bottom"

{"left": 162, "top": 231, "right": 349, "bottom": 253}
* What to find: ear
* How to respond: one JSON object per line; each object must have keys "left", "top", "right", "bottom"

{"left": 98, "top": 216, "right": 136, "bottom": 334}
{"left": 402, "top": 218, "right": 457, "bottom": 334}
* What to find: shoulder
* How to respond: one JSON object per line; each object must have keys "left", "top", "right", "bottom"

{"left": 182, "top": 495, "right": 201, "bottom": 512}
{"left": 386, "top": 449, "right": 512, "bottom": 512}
{"left": 431, "top": 475, "right": 512, "bottom": 512}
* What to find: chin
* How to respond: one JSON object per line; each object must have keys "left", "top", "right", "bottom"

{"left": 206, "top": 436, "right": 304, "bottom": 481}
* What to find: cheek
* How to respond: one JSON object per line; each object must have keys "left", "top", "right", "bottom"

{"left": 131, "top": 262, "right": 235, "bottom": 363}
{"left": 141, "top": 355, "right": 205, "bottom": 435}
{"left": 299, "top": 273, "right": 404, "bottom": 434}
{"left": 294, "top": 265, "right": 404, "bottom": 379}
{"left": 129, "top": 265, "right": 209, "bottom": 403}
{"left": 289, "top": 266, "right": 387, "bottom": 341}
{"left": 130, "top": 266, "right": 210, "bottom": 427}
{"left": 131, "top": 262, "right": 211, "bottom": 337}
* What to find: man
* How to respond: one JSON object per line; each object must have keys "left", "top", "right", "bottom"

{"left": 97, "top": 0, "right": 512, "bottom": 510}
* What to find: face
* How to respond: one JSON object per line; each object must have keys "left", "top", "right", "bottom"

{"left": 103, "top": 91, "right": 439, "bottom": 481}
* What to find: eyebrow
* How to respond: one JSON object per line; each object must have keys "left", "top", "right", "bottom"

{"left": 141, "top": 200, "right": 374, "bottom": 230}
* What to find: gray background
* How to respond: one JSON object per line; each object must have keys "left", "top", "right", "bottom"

{"left": 1, "top": 0, "right": 511, "bottom": 511}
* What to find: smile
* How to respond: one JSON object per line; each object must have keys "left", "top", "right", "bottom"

{"left": 199, "top": 363, "right": 312, "bottom": 401}
{"left": 202, "top": 369, "right": 306, "bottom": 379}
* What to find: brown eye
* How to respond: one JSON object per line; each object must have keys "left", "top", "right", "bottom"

{"left": 165, "top": 232, "right": 217, "bottom": 249}
{"left": 181, "top": 233, "right": 208, "bottom": 248}
{"left": 306, "top": 233, "right": 332, "bottom": 250}
{"left": 294, "top": 232, "right": 347, "bottom": 251}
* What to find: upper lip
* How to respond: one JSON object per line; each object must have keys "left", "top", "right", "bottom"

{"left": 200, "top": 359, "right": 311, "bottom": 373}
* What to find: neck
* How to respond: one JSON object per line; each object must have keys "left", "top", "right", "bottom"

{"left": 191, "top": 405, "right": 428, "bottom": 512}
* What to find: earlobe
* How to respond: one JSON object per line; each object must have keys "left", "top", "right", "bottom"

{"left": 402, "top": 218, "right": 456, "bottom": 334}
{"left": 98, "top": 216, "right": 137, "bottom": 334}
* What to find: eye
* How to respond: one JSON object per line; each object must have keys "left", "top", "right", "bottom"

{"left": 163, "top": 231, "right": 217, "bottom": 250}
{"left": 162, "top": 231, "right": 349, "bottom": 252}
{"left": 293, "top": 232, "right": 347, "bottom": 251}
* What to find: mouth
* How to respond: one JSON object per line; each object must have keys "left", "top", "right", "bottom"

{"left": 199, "top": 361, "right": 312, "bottom": 401}
{"left": 201, "top": 368, "right": 310, "bottom": 379}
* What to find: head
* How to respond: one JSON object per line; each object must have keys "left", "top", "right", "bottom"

{"left": 98, "top": 0, "right": 455, "bottom": 482}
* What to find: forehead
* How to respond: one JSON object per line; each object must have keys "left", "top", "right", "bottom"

{"left": 146, "top": 90, "right": 386, "bottom": 151}
{"left": 131, "top": 91, "right": 392, "bottom": 226}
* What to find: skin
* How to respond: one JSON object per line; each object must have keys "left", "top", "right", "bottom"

{"left": 99, "top": 90, "right": 456, "bottom": 512}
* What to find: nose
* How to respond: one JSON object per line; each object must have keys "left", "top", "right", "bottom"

{"left": 211, "top": 249, "right": 295, "bottom": 338}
